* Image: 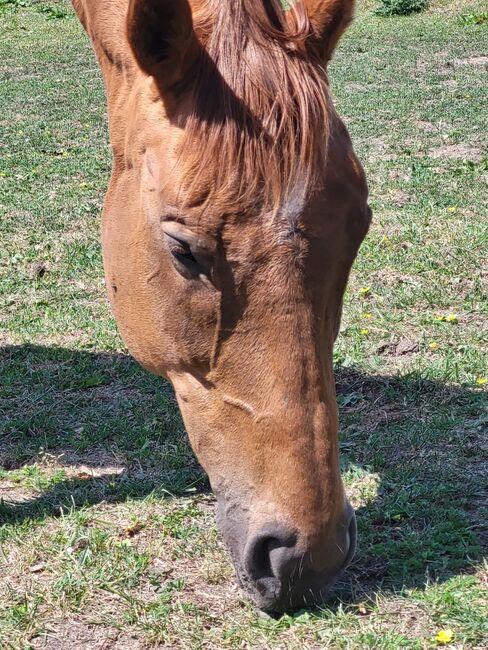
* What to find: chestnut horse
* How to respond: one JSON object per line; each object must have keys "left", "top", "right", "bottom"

{"left": 72, "top": 0, "right": 371, "bottom": 612}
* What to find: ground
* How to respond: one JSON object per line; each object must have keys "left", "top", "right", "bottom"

{"left": 0, "top": 0, "right": 487, "bottom": 648}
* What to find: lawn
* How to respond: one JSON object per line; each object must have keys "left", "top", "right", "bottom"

{"left": 0, "top": 0, "right": 487, "bottom": 648}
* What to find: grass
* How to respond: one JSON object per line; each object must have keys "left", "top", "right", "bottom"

{"left": 0, "top": 0, "right": 487, "bottom": 648}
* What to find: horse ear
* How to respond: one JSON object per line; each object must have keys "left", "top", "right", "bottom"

{"left": 303, "top": 0, "right": 355, "bottom": 62}
{"left": 127, "top": 0, "right": 199, "bottom": 90}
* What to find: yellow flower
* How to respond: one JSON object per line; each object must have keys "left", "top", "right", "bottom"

{"left": 360, "top": 328, "right": 370, "bottom": 336}
{"left": 435, "top": 314, "right": 458, "bottom": 323}
{"left": 476, "top": 378, "right": 486, "bottom": 386}
{"left": 447, "top": 207, "right": 457, "bottom": 213}
{"left": 359, "top": 287, "right": 371, "bottom": 297}
{"left": 429, "top": 342, "right": 439, "bottom": 350}
{"left": 79, "top": 182, "right": 89, "bottom": 188}
{"left": 435, "top": 628, "right": 454, "bottom": 645}
{"left": 362, "top": 312, "right": 373, "bottom": 319}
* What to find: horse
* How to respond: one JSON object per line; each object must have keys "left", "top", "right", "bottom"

{"left": 72, "top": 0, "right": 371, "bottom": 612}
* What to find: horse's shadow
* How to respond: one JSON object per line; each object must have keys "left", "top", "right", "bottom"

{"left": 0, "top": 344, "right": 486, "bottom": 603}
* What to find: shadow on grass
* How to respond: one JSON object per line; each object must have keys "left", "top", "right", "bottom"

{"left": 334, "top": 367, "right": 486, "bottom": 603}
{"left": 0, "top": 344, "right": 210, "bottom": 523}
{"left": 0, "top": 344, "right": 486, "bottom": 600}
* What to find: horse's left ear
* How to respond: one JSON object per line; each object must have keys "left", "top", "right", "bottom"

{"left": 303, "top": 0, "right": 355, "bottom": 62}
{"left": 127, "top": 0, "right": 199, "bottom": 91}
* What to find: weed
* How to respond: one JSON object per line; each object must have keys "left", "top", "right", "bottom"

{"left": 375, "top": 0, "right": 428, "bottom": 17}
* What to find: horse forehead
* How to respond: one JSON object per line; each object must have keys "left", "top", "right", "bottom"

{"left": 176, "top": 180, "right": 323, "bottom": 257}
{"left": 195, "top": 198, "right": 312, "bottom": 257}
{"left": 276, "top": 187, "right": 309, "bottom": 240}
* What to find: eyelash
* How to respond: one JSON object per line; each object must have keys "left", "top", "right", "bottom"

{"left": 174, "top": 242, "right": 197, "bottom": 264}
{"left": 166, "top": 236, "right": 203, "bottom": 279}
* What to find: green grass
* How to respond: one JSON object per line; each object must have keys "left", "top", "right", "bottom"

{"left": 0, "top": 0, "right": 487, "bottom": 648}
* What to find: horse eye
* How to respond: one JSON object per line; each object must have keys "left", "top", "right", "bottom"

{"left": 165, "top": 234, "right": 202, "bottom": 277}
{"left": 174, "top": 242, "right": 196, "bottom": 264}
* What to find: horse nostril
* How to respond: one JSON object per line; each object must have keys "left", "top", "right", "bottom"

{"left": 246, "top": 536, "right": 275, "bottom": 581}
{"left": 244, "top": 527, "right": 297, "bottom": 584}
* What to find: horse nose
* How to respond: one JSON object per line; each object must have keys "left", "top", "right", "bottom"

{"left": 243, "top": 515, "right": 356, "bottom": 612}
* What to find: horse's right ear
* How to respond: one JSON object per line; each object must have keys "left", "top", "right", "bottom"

{"left": 127, "top": 0, "right": 199, "bottom": 91}
{"left": 303, "top": 0, "right": 355, "bottom": 63}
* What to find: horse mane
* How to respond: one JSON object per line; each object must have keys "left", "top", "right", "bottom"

{"left": 177, "top": 0, "right": 330, "bottom": 215}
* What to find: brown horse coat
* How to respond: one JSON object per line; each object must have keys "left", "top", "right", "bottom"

{"left": 72, "top": 0, "right": 371, "bottom": 612}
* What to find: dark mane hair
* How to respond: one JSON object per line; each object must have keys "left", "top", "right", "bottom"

{"left": 177, "top": 0, "right": 330, "bottom": 214}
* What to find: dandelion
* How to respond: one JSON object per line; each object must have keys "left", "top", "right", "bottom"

{"left": 476, "top": 378, "right": 486, "bottom": 386}
{"left": 360, "top": 328, "right": 370, "bottom": 336}
{"left": 435, "top": 628, "right": 454, "bottom": 645}
{"left": 429, "top": 342, "right": 439, "bottom": 350}
{"left": 447, "top": 207, "right": 457, "bottom": 213}
{"left": 358, "top": 287, "right": 371, "bottom": 297}
{"left": 435, "top": 314, "right": 458, "bottom": 324}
